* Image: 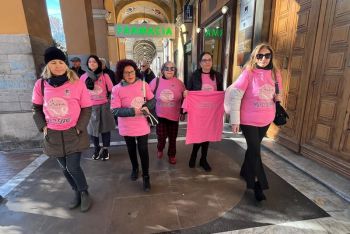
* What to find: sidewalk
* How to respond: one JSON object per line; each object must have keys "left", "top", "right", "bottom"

{"left": 0, "top": 125, "right": 349, "bottom": 233}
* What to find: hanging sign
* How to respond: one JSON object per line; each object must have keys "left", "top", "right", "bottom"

{"left": 114, "top": 24, "right": 175, "bottom": 38}
{"left": 184, "top": 5, "right": 193, "bottom": 23}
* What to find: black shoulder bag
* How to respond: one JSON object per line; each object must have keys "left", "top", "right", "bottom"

{"left": 143, "top": 79, "right": 158, "bottom": 126}
{"left": 273, "top": 73, "right": 289, "bottom": 126}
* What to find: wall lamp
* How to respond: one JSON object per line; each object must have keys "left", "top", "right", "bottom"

{"left": 196, "top": 28, "right": 201, "bottom": 33}
{"left": 221, "top": 5, "right": 229, "bottom": 14}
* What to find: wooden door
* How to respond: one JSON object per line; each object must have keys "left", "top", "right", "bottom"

{"left": 269, "top": 0, "right": 322, "bottom": 152}
{"left": 301, "top": 0, "right": 350, "bottom": 177}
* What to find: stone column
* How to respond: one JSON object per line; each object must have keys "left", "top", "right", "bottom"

{"left": 0, "top": 0, "right": 52, "bottom": 149}
{"left": 60, "top": 0, "right": 96, "bottom": 69}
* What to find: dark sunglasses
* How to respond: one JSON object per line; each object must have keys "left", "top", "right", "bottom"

{"left": 141, "top": 65, "right": 147, "bottom": 67}
{"left": 164, "top": 67, "right": 175, "bottom": 71}
{"left": 256, "top": 53, "right": 272, "bottom": 60}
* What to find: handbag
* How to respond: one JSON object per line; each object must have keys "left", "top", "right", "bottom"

{"left": 142, "top": 79, "right": 159, "bottom": 126}
{"left": 273, "top": 79, "right": 289, "bottom": 126}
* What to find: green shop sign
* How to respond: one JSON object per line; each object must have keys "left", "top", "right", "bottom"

{"left": 204, "top": 27, "right": 223, "bottom": 38}
{"left": 115, "top": 24, "right": 175, "bottom": 39}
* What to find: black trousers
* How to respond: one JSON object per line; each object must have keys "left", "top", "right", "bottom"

{"left": 191, "top": 141, "right": 209, "bottom": 159}
{"left": 91, "top": 132, "right": 111, "bottom": 148}
{"left": 124, "top": 134, "right": 149, "bottom": 176}
{"left": 240, "top": 124, "right": 270, "bottom": 190}
{"left": 56, "top": 152, "right": 88, "bottom": 192}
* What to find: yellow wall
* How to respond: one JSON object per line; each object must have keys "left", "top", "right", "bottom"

{"left": 0, "top": 0, "right": 28, "bottom": 34}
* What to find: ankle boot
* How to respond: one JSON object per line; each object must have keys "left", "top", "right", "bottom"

{"left": 143, "top": 175, "right": 151, "bottom": 192}
{"left": 80, "top": 191, "right": 92, "bottom": 212}
{"left": 254, "top": 181, "right": 266, "bottom": 201}
{"left": 199, "top": 157, "right": 212, "bottom": 172}
{"left": 68, "top": 191, "right": 81, "bottom": 209}
{"left": 130, "top": 168, "right": 139, "bottom": 181}
{"left": 188, "top": 153, "right": 197, "bottom": 168}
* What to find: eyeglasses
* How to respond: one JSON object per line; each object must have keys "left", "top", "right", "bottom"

{"left": 164, "top": 67, "right": 175, "bottom": 71}
{"left": 201, "top": 59, "right": 212, "bottom": 63}
{"left": 141, "top": 65, "right": 147, "bottom": 67}
{"left": 123, "top": 70, "right": 135, "bottom": 76}
{"left": 256, "top": 53, "right": 272, "bottom": 60}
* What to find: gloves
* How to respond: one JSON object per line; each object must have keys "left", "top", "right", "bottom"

{"left": 85, "top": 77, "right": 94, "bottom": 90}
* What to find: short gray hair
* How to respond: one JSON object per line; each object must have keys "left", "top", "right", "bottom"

{"left": 161, "top": 61, "right": 177, "bottom": 77}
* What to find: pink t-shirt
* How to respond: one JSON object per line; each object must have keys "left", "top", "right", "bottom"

{"left": 80, "top": 73, "right": 113, "bottom": 106}
{"left": 233, "top": 69, "right": 283, "bottom": 126}
{"left": 111, "top": 79, "right": 154, "bottom": 136}
{"left": 182, "top": 91, "right": 224, "bottom": 144}
{"left": 32, "top": 79, "right": 92, "bottom": 131}
{"left": 149, "top": 77, "right": 185, "bottom": 121}
{"left": 201, "top": 73, "right": 217, "bottom": 91}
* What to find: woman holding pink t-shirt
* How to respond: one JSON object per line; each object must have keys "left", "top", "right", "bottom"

{"left": 149, "top": 62, "right": 185, "bottom": 165}
{"left": 228, "top": 43, "right": 282, "bottom": 201}
{"left": 32, "top": 47, "right": 92, "bottom": 212}
{"left": 185, "top": 52, "right": 223, "bottom": 172}
{"left": 111, "top": 59, "right": 156, "bottom": 192}
{"left": 81, "top": 55, "right": 115, "bottom": 161}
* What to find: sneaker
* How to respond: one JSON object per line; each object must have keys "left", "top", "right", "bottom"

{"left": 92, "top": 146, "right": 101, "bottom": 160}
{"left": 100, "top": 148, "right": 110, "bottom": 161}
{"left": 168, "top": 156, "right": 176, "bottom": 164}
{"left": 157, "top": 151, "right": 163, "bottom": 159}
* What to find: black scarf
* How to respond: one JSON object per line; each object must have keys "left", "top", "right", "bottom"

{"left": 256, "top": 62, "right": 273, "bottom": 70}
{"left": 47, "top": 73, "right": 68, "bottom": 87}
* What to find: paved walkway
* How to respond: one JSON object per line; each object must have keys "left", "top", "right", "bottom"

{"left": 0, "top": 124, "right": 349, "bottom": 233}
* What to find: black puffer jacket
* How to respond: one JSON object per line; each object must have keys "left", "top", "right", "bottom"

{"left": 186, "top": 68, "right": 223, "bottom": 91}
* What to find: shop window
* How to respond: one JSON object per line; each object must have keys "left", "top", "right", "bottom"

{"left": 203, "top": 16, "right": 223, "bottom": 72}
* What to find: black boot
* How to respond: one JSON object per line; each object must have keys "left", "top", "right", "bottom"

{"left": 68, "top": 191, "right": 81, "bottom": 209}
{"left": 188, "top": 153, "right": 197, "bottom": 168}
{"left": 80, "top": 191, "right": 92, "bottom": 212}
{"left": 143, "top": 175, "right": 151, "bottom": 192}
{"left": 130, "top": 167, "right": 139, "bottom": 181}
{"left": 254, "top": 181, "right": 266, "bottom": 201}
{"left": 199, "top": 157, "right": 212, "bottom": 172}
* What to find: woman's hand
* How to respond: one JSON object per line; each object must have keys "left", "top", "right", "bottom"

{"left": 43, "top": 126, "right": 48, "bottom": 136}
{"left": 75, "top": 128, "right": 80, "bottom": 135}
{"left": 179, "top": 113, "right": 186, "bottom": 121}
{"left": 134, "top": 108, "right": 143, "bottom": 116}
{"left": 274, "top": 94, "right": 282, "bottom": 102}
{"left": 183, "top": 90, "right": 188, "bottom": 98}
{"left": 231, "top": 124, "right": 240, "bottom": 134}
{"left": 141, "top": 106, "right": 150, "bottom": 115}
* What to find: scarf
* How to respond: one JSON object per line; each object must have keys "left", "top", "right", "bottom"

{"left": 47, "top": 73, "right": 68, "bottom": 87}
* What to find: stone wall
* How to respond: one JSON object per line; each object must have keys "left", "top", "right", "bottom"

{"left": 0, "top": 34, "right": 43, "bottom": 150}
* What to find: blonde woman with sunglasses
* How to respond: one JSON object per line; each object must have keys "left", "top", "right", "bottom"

{"left": 227, "top": 43, "right": 282, "bottom": 202}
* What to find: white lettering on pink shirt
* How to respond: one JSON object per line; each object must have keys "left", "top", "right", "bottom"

{"left": 32, "top": 79, "right": 92, "bottom": 130}
{"left": 149, "top": 77, "right": 185, "bottom": 121}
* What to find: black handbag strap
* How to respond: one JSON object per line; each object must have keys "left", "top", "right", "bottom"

{"left": 154, "top": 77, "right": 160, "bottom": 95}
{"left": 41, "top": 78, "right": 45, "bottom": 96}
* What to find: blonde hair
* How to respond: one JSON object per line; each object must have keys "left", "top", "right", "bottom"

{"left": 41, "top": 63, "right": 78, "bottom": 82}
{"left": 243, "top": 42, "right": 279, "bottom": 81}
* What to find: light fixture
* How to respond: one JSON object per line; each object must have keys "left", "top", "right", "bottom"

{"left": 221, "top": 5, "right": 228, "bottom": 14}
{"left": 196, "top": 28, "right": 201, "bottom": 33}
{"left": 104, "top": 11, "right": 112, "bottom": 21}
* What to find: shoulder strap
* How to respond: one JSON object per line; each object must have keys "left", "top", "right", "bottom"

{"left": 271, "top": 70, "right": 279, "bottom": 94}
{"left": 41, "top": 78, "right": 45, "bottom": 96}
{"left": 154, "top": 77, "right": 160, "bottom": 95}
{"left": 142, "top": 78, "right": 146, "bottom": 103}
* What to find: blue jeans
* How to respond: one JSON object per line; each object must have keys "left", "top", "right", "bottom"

{"left": 57, "top": 152, "right": 88, "bottom": 192}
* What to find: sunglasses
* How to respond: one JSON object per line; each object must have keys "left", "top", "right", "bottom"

{"left": 164, "top": 67, "right": 175, "bottom": 71}
{"left": 141, "top": 65, "right": 147, "bottom": 67}
{"left": 256, "top": 53, "right": 272, "bottom": 60}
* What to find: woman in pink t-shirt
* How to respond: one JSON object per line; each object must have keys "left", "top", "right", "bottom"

{"left": 81, "top": 55, "right": 115, "bottom": 161}
{"left": 111, "top": 59, "right": 156, "bottom": 192}
{"left": 184, "top": 52, "right": 223, "bottom": 172}
{"left": 228, "top": 43, "right": 282, "bottom": 202}
{"left": 32, "top": 47, "right": 93, "bottom": 212}
{"left": 149, "top": 62, "right": 185, "bottom": 164}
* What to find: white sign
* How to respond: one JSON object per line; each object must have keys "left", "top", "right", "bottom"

{"left": 239, "top": 0, "right": 255, "bottom": 30}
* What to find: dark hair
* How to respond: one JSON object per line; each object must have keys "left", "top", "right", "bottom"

{"left": 86, "top": 55, "right": 102, "bottom": 71}
{"left": 198, "top": 51, "right": 216, "bottom": 81}
{"left": 160, "top": 61, "right": 177, "bottom": 77}
{"left": 115, "top": 59, "right": 141, "bottom": 82}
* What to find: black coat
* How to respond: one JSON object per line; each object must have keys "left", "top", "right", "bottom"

{"left": 186, "top": 68, "right": 223, "bottom": 91}
{"left": 141, "top": 69, "right": 156, "bottom": 84}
